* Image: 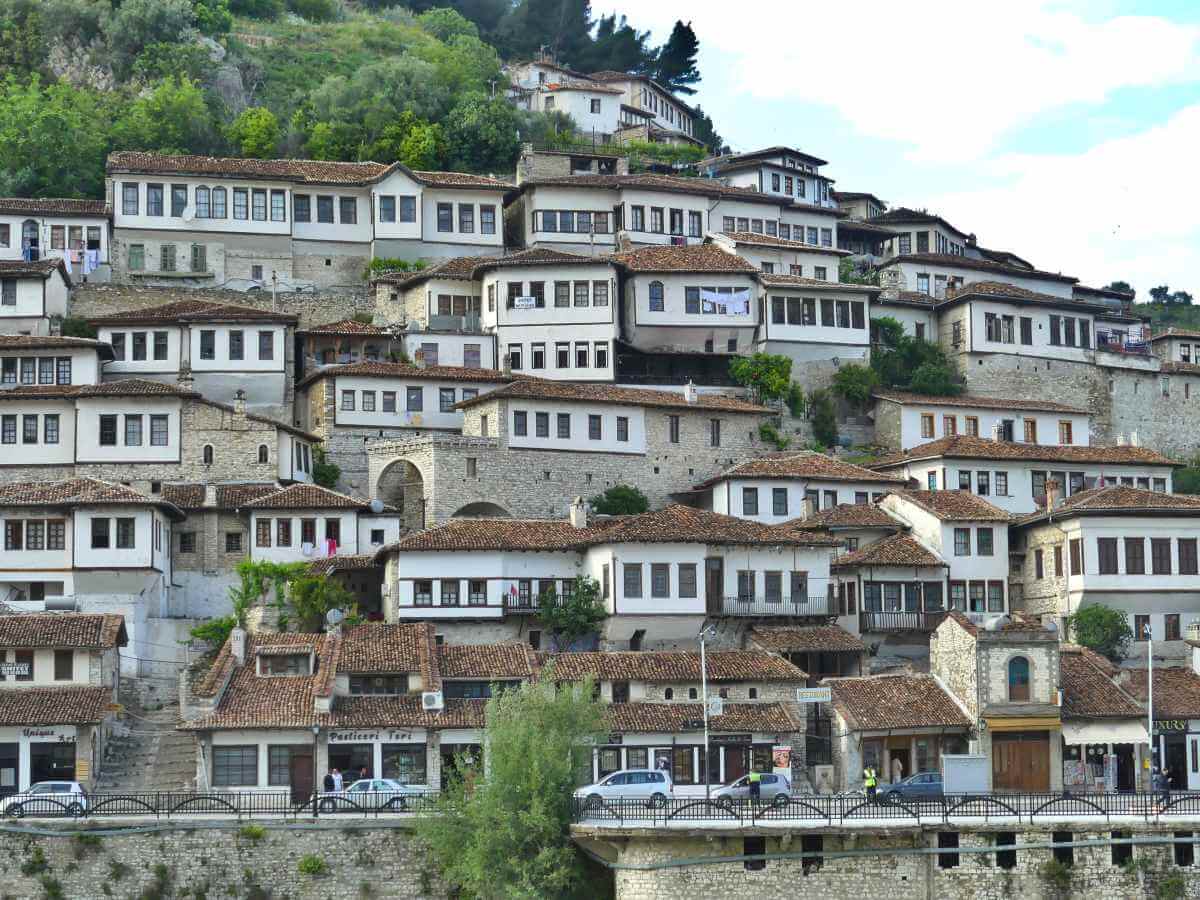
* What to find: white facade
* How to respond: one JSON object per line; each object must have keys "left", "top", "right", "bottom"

{"left": 0, "top": 210, "right": 108, "bottom": 265}
{"left": 885, "top": 400, "right": 1092, "bottom": 450}
{"left": 329, "top": 373, "right": 506, "bottom": 432}
{"left": 0, "top": 398, "right": 77, "bottom": 467}
{"left": 0, "top": 347, "right": 102, "bottom": 390}
{"left": 533, "top": 87, "right": 621, "bottom": 136}
{"left": 623, "top": 271, "right": 759, "bottom": 355}
{"left": 709, "top": 477, "right": 893, "bottom": 525}
{"left": 880, "top": 258, "right": 1075, "bottom": 301}
{"left": 0, "top": 267, "right": 70, "bottom": 335}
{"left": 506, "top": 400, "right": 646, "bottom": 454}
{"left": 712, "top": 150, "right": 837, "bottom": 211}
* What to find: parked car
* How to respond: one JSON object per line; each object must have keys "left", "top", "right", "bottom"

{"left": 1, "top": 781, "right": 88, "bottom": 817}
{"left": 574, "top": 769, "right": 674, "bottom": 809}
{"left": 878, "top": 772, "right": 944, "bottom": 801}
{"left": 314, "top": 778, "right": 427, "bottom": 812}
{"left": 713, "top": 773, "right": 791, "bottom": 806}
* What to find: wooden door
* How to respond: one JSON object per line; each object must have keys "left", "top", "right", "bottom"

{"left": 724, "top": 746, "right": 748, "bottom": 784}
{"left": 991, "top": 732, "right": 1049, "bottom": 792}
{"left": 705, "top": 557, "right": 724, "bottom": 615}
{"left": 289, "top": 753, "right": 314, "bottom": 804}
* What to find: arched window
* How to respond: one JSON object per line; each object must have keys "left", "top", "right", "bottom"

{"left": 202, "top": 444, "right": 214, "bottom": 466}
{"left": 664, "top": 688, "right": 673, "bottom": 700}
{"left": 195, "top": 186, "right": 210, "bottom": 218}
{"left": 648, "top": 280, "right": 665, "bottom": 312}
{"left": 1008, "top": 656, "right": 1030, "bottom": 702}
{"left": 258, "top": 444, "right": 269, "bottom": 464}
{"left": 211, "top": 187, "right": 227, "bottom": 219}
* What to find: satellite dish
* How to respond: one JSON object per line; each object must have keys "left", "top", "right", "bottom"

{"left": 325, "top": 608, "right": 345, "bottom": 626}
{"left": 369, "top": 497, "right": 385, "bottom": 515}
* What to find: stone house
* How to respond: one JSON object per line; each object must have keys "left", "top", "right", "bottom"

{"left": 295, "top": 318, "right": 403, "bottom": 375}
{"left": 0, "top": 259, "right": 72, "bottom": 336}
{"left": 367, "top": 378, "right": 777, "bottom": 526}
{"left": 0, "top": 197, "right": 109, "bottom": 274}
{"left": 0, "top": 334, "right": 114, "bottom": 391}
{"left": 0, "top": 612, "right": 127, "bottom": 795}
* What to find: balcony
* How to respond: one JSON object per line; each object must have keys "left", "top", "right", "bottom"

{"left": 860, "top": 610, "right": 946, "bottom": 633}
{"left": 712, "top": 596, "right": 839, "bottom": 618}
{"left": 426, "top": 314, "right": 482, "bottom": 333}
{"left": 1096, "top": 330, "right": 1151, "bottom": 356}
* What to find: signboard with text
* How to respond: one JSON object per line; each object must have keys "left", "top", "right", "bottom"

{"left": 513, "top": 296, "right": 536, "bottom": 309}
{"left": 795, "top": 687, "right": 832, "bottom": 704}
{"left": 0, "top": 663, "right": 29, "bottom": 677}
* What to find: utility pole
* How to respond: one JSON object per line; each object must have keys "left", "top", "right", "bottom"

{"left": 699, "top": 623, "right": 716, "bottom": 802}
{"left": 271, "top": 270, "right": 278, "bottom": 312}
{"left": 1147, "top": 620, "right": 1155, "bottom": 782}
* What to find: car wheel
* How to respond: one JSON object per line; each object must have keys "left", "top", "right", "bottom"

{"left": 67, "top": 802, "right": 84, "bottom": 817}
{"left": 584, "top": 793, "right": 603, "bottom": 810}
{"left": 648, "top": 793, "right": 666, "bottom": 809}
{"left": 318, "top": 799, "right": 335, "bottom": 813}
{"left": 771, "top": 793, "right": 790, "bottom": 808}
{"left": 11, "top": 805, "right": 24, "bottom": 819}
{"left": 715, "top": 796, "right": 733, "bottom": 810}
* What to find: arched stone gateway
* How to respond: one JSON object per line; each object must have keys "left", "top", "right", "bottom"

{"left": 375, "top": 459, "right": 428, "bottom": 531}
{"left": 451, "top": 501, "right": 511, "bottom": 518}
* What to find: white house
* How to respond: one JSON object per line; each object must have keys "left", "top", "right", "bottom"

{"left": 707, "top": 230, "right": 845, "bottom": 280}
{"left": 89, "top": 298, "right": 297, "bottom": 415}
{"left": 587, "top": 71, "right": 699, "bottom": 145}
{"left": 699, "top": 146, "right": 838, "bottom": 211}
{"left": 0, "top": 479, "right": 182, "bottom": 671}
{"left": 871, "top": 390, "right": 1093, "bottom": 451}
{"left": 241, "top": 483, "right": 402, "bottom": 564}
{"left": 0, "top": 259, "right": 72, "bottom": 336}
{"left": 0, "top": 612, "right": 127, "bottom": 794}
{"left": 694, "top": 451, "right": 906, "bottom": 524}
{"left": 475, "top": 248, "right": 619, "bottom": 381}
{"left": 870, "top": 435, "right": 1178, "bottom": 516}
{"left": 871, "top": 208, "right": 973, "bottom": 262}
{"left": 0, "top": 335, "right": 113, "bottom": 391}
{"left": 0, "top": 198, "right": 109, "bottom": 277}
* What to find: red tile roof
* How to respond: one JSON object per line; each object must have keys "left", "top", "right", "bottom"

{"left": 879, "top": 252, "right": 1077, "bottom": 285}
{"left": 605, "top": 701, "right": 799, "bottom": 733}
{"left": 778, "top": 504, "right": 901, "bottom": 531}
{"left": 297, "top": 319, "right": 390, "bottom": 336}
{"left": 889, "top": 489, "right": 1010, "bottom": 522}
{"left": 749, "top": 625, "right": 865, "bottom": 653}
{"left": 438, "top": 643, "right": 537, "bottom": 679}
{"left": 371, "top": 256, "right": 491, "bottom": 286}
{"left": 0, "top": 258, "right": 70, "bottom": 283}
{"left": 0, "top": 335, "right": 116, "bottom": 360}
{"left": 1059, "top": 645, "right": 1142, "bottom": 719}
{"left": 872, "top": 390, "right": 1089, "bottom": 415}
{"left": 0, "top": 197, "right": 106, "bottom": 216}
{"left": 385, "top": 517, "right": 587, "bottom": 553}
{"left": 297, "top": 361, "right": 511, "bottom": 391}
{"left": 1151, "top": 327, "right": 1200, "bottom": 342}
{"left": 0, "top": 686, "right": 113, "bottom": 726}
{"left": 1122, "top": 668, "right": 1200, "bottom": 720}
{"left": 827, "top": 675, "right": 970, "bottom": 731}
{"left": 610, "top": 244, "right": 757, "bottom": 274}
{"left": 519, "top": 173, "right": 792, "bottom": 208}
{"left": 696, "top": 452, "right": 906, "bottom": 488}
{"left": 945, "top": 280, "right": 1103, "bottom": 309}
{"left": 1016, "top": 486, "right": 1200, "bottom": 525}
{"left": 456, "top": 379, "right": 771, "bottom": 414}
{"left": 719, "top": 230, "right": 849, "bottom": 255}
{"left": 0, "top": 478, "right": 184, "bottom": 519}
{"left": 159, "top": 483, "right": 278, "bottom": 510}
{"left": 305, "top": 555, "right": 381, "bottom": 577}
{"left": 88, "top": 299, "right": 297, "bottom": 324}
{"left": 872, "top": 435, "right": 1177, "bottom": 469}
{"left": 330, "top": 695, "right": 487, "bottom": 729}
{"left": 757, "top": 272, "right": 875, "bottom": 292}
{"left": 0, "top": 614, "right": 126, "bottom": 649}
{"left": 471, "top": 247, "right": 612, "bottom": 275}
{"left": 238, "top": 484, "right": 378, "bottom": 510}
{"left": 544, "top": 650, "right": 806, "bottom": 683}
{"left": 832, "top": 533, "right": 943, "bottom": 567}
{"left": 338, "top": 623, "right": 434, "bottom": 676}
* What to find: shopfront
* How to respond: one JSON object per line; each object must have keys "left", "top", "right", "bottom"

{"left": 590, "top": 732, "right": 786, "bottom": 788}
{"left": 439, "top": 729, "right": 483, "bottom": 789}
{"left": 860, "top": 730, "right": 967, "bottom": 785}
{"left": 327, "top": 729, "right": 429, "bottom": 786}
{"left": 0, "top": 726, "right": 79, "bottom": 795}
{"left": 1061, "top": 720, "right": 1147, "bottom": 793}
{"left": 1154, "top": 719, "right": 1200, "bottom": 791}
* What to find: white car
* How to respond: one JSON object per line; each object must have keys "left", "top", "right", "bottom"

{"left": 574, "top": 769, "right": 673, "bottom": 809}
{"left": 713, "top": 773, "right": 791, "bottom": 806}
{"left": 315, "top": 778, "right": 427, "bottom": 812}
{"left": 1, "top": 781, "right": 88, "bottom": 817}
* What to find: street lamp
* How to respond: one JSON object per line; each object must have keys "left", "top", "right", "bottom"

{"left": 699, "top": 624, "right": 716, "bottom": 802}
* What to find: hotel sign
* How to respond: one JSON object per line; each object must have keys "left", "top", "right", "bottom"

{"left": 0, "top": 663, "right": 29, "bottom": 677}
{"left": 795, "top": 687, "right": 832, "bottom": 704}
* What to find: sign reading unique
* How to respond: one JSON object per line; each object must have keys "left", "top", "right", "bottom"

{"left": 20, "top": 726, "right": 76, "bottom": 742}
{"left": 0, "top": 663, "right": 30, "bottom": 676}
{"left": 795, "top": 687, "right": 832, "bottom": 704}
{"left": 513, "top": 296, "right": 537, "bottom": 309}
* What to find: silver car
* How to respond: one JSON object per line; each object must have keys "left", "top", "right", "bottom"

{"left": 575, "top": 769, "right": 674, "bottom": 809}
{"left": 315, "top": 778, "right": 426, "bottom": 812}
{"left": 1, "top": 781, "right": 88, "bottom": 817}
{"left": 713, "top": 773, "right": 791, "bottom": 807}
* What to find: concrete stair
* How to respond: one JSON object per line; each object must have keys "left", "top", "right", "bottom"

{"left": 95, "top": 697, "right": 196, "bottom": 793}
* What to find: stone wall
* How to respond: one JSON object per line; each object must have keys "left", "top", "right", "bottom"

{"left": 597, "top": 824, "right": 1199, "bottom": 900}
{"left": 929, "top": 619, "right": 978, "bottom": 718}
{"left": 872, "top": 399, "right": 903, "bottom": 450}
{"left": 1015, "top": 524, "right": 1069, "bottom": 619}
{"left": 0, "top": 820, "right": 448, "bottom": 900}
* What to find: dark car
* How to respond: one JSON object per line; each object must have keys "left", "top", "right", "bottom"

{"left": 878, "top": 772, "right": 943, "bottom": 800}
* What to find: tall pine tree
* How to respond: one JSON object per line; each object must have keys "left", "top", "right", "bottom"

{"left": 653, "top": 20, "right": 700, "bottom": 94}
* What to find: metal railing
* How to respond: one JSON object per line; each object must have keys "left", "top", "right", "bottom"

{"left": 572, "top": 792, "right": 1200, "bottom": 827}
{"left": 0, "top": 790, "right": 440, "bottom": 820}
{"left": 713, "top": 596, "right": 838, "bottom": 618}
{"left": 860, "top": 610, "right": 947, "bottom": 632}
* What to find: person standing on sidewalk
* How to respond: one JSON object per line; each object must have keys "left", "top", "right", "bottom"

{"left": 749, "top": 770, "right": 762, "bottom": 802}
{"left": 864, "top": 766, "right": 878, "bottom": 801}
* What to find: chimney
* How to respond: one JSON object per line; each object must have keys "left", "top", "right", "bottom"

{"left": 177, "top": 367, "right": 194, "bottom": 390}
{"left": 231, "top": 627, "right": 246, "bottom": 666}
{"left": 234, "top": 389, "right": 246, "bottom": 416}
{"left": 802, "top": 494, "right": 816, "bottom": 520}
{"left": 568, "top": 496, "right": 588, "bottom": 529}
{"left": 203, "top": 483, "right": 217, "bottom": 508}
{"left": 501, "top": 352, "right": 512, "bottom": 377}
{"left": 683, "top": 380, "right": 697, "bottom": 404}
{"left": 1130, "top": 430, "right": 1140, "bottom": 448}
{"left": 1045, "top": 478, "right": 1062, "bottom": 511}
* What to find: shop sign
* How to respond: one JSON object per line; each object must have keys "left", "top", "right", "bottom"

{"left": 795, "top": 687, "right": 832, "bottom": 704}
{"left": 20, "top": 726, "right": 76, "bottom": 742}
{"left": 710, "top": 733, "right": 752, "bottom": 744}
{"left": 1155, "top": 720, "right": 1188, "bottom": 733}
{"left": 329, "top": 730, "right": 420, "bottom": 744}
{"left": 513, "top": 296, "right": 536, "bottom": 309}
{"left": 0, "top": 663, "right": 29, "bottom": 676}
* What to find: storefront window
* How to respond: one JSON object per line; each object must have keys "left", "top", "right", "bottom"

{"left": 626, "top": 748, "right": 648, "bottom": 770}
{"left": 268, "top": 746, "right": 295, "bottom": 786}
{"left": 382, "top": 743, "right": 426, "bottom": 785}
{"left": 598, "top": 747, "right": 621, "bottom": 779}
{"left": 212, "top": 746, "right": 257, "bottom": 787}
{"left": 0, "top": 743, "right": 17, "bottom": 796}
{"left": 328, "top": 743, "right": 373, "bottom": 781}
{"left": 672, "top": 747, "right": 695, "bottom": 784}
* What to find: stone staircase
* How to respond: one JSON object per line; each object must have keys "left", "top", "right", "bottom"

{"left": 95, "top": 699, "right": 196, "bottom": 793}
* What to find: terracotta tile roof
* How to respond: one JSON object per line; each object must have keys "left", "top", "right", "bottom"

{"left": 0, "top": 686, "right": 113, "bottom": 726}
{"left": 338, "top": 623, "right": 433, "bottom": 676}
{"left": 890, "top": 489, "right": 1011, "bottom": 522}
{"left": 0, "top": 613, "right": 126, "bottom": 649}
{"left": 833, "top": 533, "right": 943, "bottom": 568}
{"left": 872, "top": 435, "right": 1177, "bottom": 469}
{"left": 296, "top": 361, "right": 511, "bottom": 391}
{"left": 610, "top": 244, "right": 757, "bottom": 274}
{"left": 544, "top": 650, "right": 806, "bottom": 683}
{"left": 371, "top": 256, "right": 491, "bottom": 286}
{"left": 238, "top": 484, "right": 374, "bottom": 510}
{"left": 438, "top": 643, "right": 536, "bottom": 679}
{"left": 827, "top": 675, "right": 970, "bottom": 731}
{"left": 872, "top": 390, "right": 1089, "bottom": 415}
{"left": 1059, "top": 645, "right": 1142, "bottom": 719}
{"left": 0, "top": 197, "right": 107, "bottom": 216}
{"left": 0, "top": 335, "right": 116, "bottom": 360}
{"left": 878, "top": 290, "right": 937, "bottom": 307}
{"left": 778, "top": 504, "right": 901, "bottom": 531}
{"left": 0, "top": 258, "right": 70, "bottom": 282}
{"left": 160, "top": 483, "right": 205, "bottom": 509}
{"left": 749, "top": 624, "right": 865, "bottom": 653}
{"left": 330, "top": 696, "right": 486, "bottom": 729}
{"left": 386, "top": 517, "right": 586, "bottom": 553}
{"left": 297, "top": 319, "right": 390, "bottom": 336}
{"left": 696, "top": 452, "right": 906, "bottom": 488}
{"left": 868, "top": 207, "right": 964, "bottom": 234}
{"left": 0, "top": 380, "right": 201, "bottom": 403}
{"left": 1017, "top": 486, "right": 1200, "bottom": 525}
{"left": 878, "top": 252, "right": 1077, "bottom": 285}
{"left": 719, "top": 230, "right": 850, "bottom": 255}
{"left": 0, "top": 478, "right": 184, "bottom": 519}
{"left": 1122, "top": 668, "right": 1200, "bottom": 720}
{"left": 160, "top": 483, "right": 278, "bottom": 509}
{"left": 940, "top": 610, "right": 1055, "bottom": 639}
{"left": 519, "top": 173, "right": 788, "bottom": 207}
{"left": 757, "top": 272, "right": 875, "bottom": 292}
{"left": 187, "top": 632, "right": 328, "bottom": 726}
{"left": 471, "top": 247, "right": 612, "bottom": 275}
{"left": 305, "top": 555, "right": 380, "bottom": 577}
{"left": 88, "top": 298, "right": 297, "bottom": 324}
{"left": 945, "top": 280, "right": 1102, "bottom": 309}
{"left": 456, "top": 379, "right": 771, "bottom": 414}
{"left": 409, "top": 170, "right": 510, "bottom": 190}
{"left": 591, "top": 505, "right": 842, "bottom": 548}
{"left": 606, "top": 701, "right": 799, "bottom": 733}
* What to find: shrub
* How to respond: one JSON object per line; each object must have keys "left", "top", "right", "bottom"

{"left": 21, "top": 846, "right": 48, "bottom": 876}
{"left": 312, "top": 446, "right": 340, "bottom": 489}
{"left": 59, "top": 317, "right": 97, "bottom": 339}
{"left": 786, "top": 382, "right": 805, "bottom": 418}
{"left": 39, "top": 876, "right": 64, "bottom": 900}
{"left": 537, "top": 576, "right": 606, "bottom": 648}
{"left": 758, "top": 421, "right": 790, "bottom": 451}
{"left": 238, "top": 824, "right": 266, "bottom": 842}
{"left": 831, "top": 363, "right": 880, "bottom": 409}
{"left": 729, "top": 353, "right": 792, "bottom": 403}
{"left": 809, "top": 390, "right": 838, "bottom": 448}
{"left": 298, "top": 855, "right": 329, "bottom": 876}
{"left": 1067, "top": 604, "right": 1134, "bottom": 661}
{"left": 1038, "top": 858, "right": 1072, "bottom": 894}
{"left": 108, "top": 859, "right": 130, "bottom": 881}
{"left": 589, "top": 484, "right": 648, "bottom": 515}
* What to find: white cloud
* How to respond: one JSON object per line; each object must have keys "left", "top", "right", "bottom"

{"left": 601, "top": 1, "right": 1200, "bottom": 162}
{"left": 922, "top": 104, "right": 1200, "bottom": 295}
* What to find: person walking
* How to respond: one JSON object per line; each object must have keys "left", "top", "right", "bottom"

{"left": 864, "top": 766, "right": 878, "bottom": 802}
{"left": 332, "top": 768, "right": 343, "bottom": 792}
{"left": 749, "top": 770, "right": 762, "bottom": 803}
{"left": 322, "top": 770, "right": 335, "bottom": 793}
{"left": 1154, "top": 767, "right": 1171, "bottom": 813}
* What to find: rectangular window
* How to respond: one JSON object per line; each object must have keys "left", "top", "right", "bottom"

{"left": 213, "top": 747, "right": 257, "bottom": 787}
{"left": 977, "top": 528, "right": 994, "bottom": 556}
{"left": 147, "top": 184, "right": 164, "bottom": 216}
{"left": 21, "top": 414, "right": 36, "bottom": 444}
{"left": 772, "top": 488, "right": 788, "bottom": 517}
{"left": 556, "top": 413, "right": 571, "bottom": 439}
{"left": 316, "top": 195, "right": 334, "bottom": 223}
{"left": 399, "top": 196, "right": 417, "bottom": 223}
{"left": 42, "top": 414, "right": 59, "bottom": 445}
{"left": 458, "top": 204, "right": 474, "bottom": 233}
{"left": 227, "top": 329, "right": 244, "bottom": 362}
{"left": 737, "top": 570, "right": 755, "bottom": 602}
{"left": 574, "top": 281, "right": 590, "bottom": 307}
{"left": 710, "top": 418, "right": 720, "bottom": 447}
{"left": 90, "top": 518, "right": 110, "bottom": 549}
{"left": 99, "top": 414, "right": 117, "bottom": 446}
{"left": 124, "top": 415, "right": 142, "bottom": 446}
{"left": 1098, "top": 538, "right": 1119, "bottom": 574}
{"left": 650, "top": 207, "right": 664, "bottom": 233}
{"left": 276, "top": 518, "right": 292, "bottom": 547}
{"left": 1179, "top": 538, "right": 1198, "bottom": 575}
{"left": 406, "top": 387, "right": 423, "bottom": 411}
{"left": 1070, "top": 538, "right": 1083, "bottom": 575}
{"left": 954, "top": 528, "right": 970, "bottom": 556}
{"left": 170, "top": 184, "right": 188, "bottom": 217}
{"left": 337, "top": 196, "right": 356, "bottom": 225}
{"left": 623, "top": 564, "right": 642, "bottom": 598}
{"left": 742, "top": 487, "right": 759, "bottom": 516}
{"left": 159, "top": 244, "right": 177, "bottom": 272}
{"left": 1167, "top": 614, "right": 1182, "bottom": 642}
{"left": 556, "top": 342, "right": 570, "bottom": 368}
{"left": 122, "top": 183, "right": 139, "bottom": 215}
{"left": 4, "top": 520, "right": 21, "bottom": 550}
{"left": 651, "top": 563, "right": 670, "bottom": 598}
{"left": 127, "top": 244, "right": 144, "bottom": 272}
{"left": 341, "top": 390, "right": 355, "bottom": 411}
{"left": 256, "top": 518, "right": 272, "bottom": 548}
{"left": 1152, "top": 538, "right": 1172, "bottom": 575}
{"left": 588, "top": 414, "right": 602, "bottom": 440}
{"left": 294, "top": 194, "right": 310, "bottom": 222}
{"left": 361, "top": 391, "right": 376, "bottom": 412}
{"left": 270, "top": 190, "right": 286, "bottom": 222}
{"left": 765, "top": 571, "right": 783, "bottom": 603}
{"left": 513, "top": 410, "right": 527, "bottom": 436}
{"left": 534, "top": 411, "right": 549, "bottom": 438}
{"left": 480, "top": 205, "right": 496, "bottom": 234}
{"left": 437, "top": 388, "right": 456, "bottom": 413}
{"left": 149, "top": 415, "right": 168, "bottom": 446}
{"left": 250, "top": 188, "right": 267, "bottom": 221}
{"left": 378, "top": 195, "right": 395, "bottom": 223}
{"left": 921, "top": 414, "right": 935, "bottom": 438}
{"left": 437, "top": 203, "right": 452, "bottom": 232}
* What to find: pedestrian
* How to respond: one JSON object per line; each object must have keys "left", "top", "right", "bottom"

{"left": 748, "top": 770, "right": 762, "bottom": 802}
{"left": 1155, "top": 767, "right": 1171, "bottom": 812}
{"left": 864, "top": 766, "right": 878, "bottom": 802}
{"left": 332, "top": 768, "right": 343, "bottom": 792}
{"left": 360, "top": 766, "right": 369, "bottom": 783}
{"left": 322, "top": 770, "right": 335, "bottom": 793}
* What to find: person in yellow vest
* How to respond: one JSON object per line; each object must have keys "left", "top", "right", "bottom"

{"left": 863, "top": 766, "right": 878, "bottom": 801}
{"left": 749, "top": 770, "right": 762, "bottom": 802}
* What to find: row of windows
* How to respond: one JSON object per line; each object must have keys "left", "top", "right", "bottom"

{"left": 896, "top": 232, "right": 964, "bottom": 257}
{"left": 0, "top": 278, "right": 18, "bottom": 306}
{"left": 0, "top": 224, "right": 101, "bottom": 251}
{"left": 489, "top": 280, "right": 610, "bottom": 310}
{"left": 108, "top": 331, "right": 169, "bottom": 362}
{"left": 0, "top": 649, "right": 75, "bottom": 682}
{"left": 126, "top": 242, "right": 208, "bottom": 274}
{"left": 1, "top": 414, "right": 60, "bottom": 445}
{"left": 621, "top": 562, "right": 702, "bottom": 599}
{"left": 759, "top": 263, "right": 828, "bottom": 280}
{"left": 513, "top": 409, "right": 628, "bottom": 442}
{"left": 916, "top": 273, "right": 964, "bottom": 299}
{"left": 3, "top": 518, "right": 66, "bottom": 551}
{"left": 89, "top": 517, "right": 138, "bottom": 549}
{"left": 860, "top": 580, "right": 1006, "bottom": 614}
{"left": 1, "top": 356, "right": 72, "bottom": 385}
{"left": 626, "top": 206, "right": 704, "bottom": 238}
{"left": 254, "top": 517, "right": 341, "bottom": 549}
{"left": 646, "top": 284, "right": 752, "bottom": 316}
{"left": 200, "top": 330, "right": 274, "bottom": 362}
{"left": 434, "top": 203, "right": 497, "bottom": 235}
{"left": 121, "top": 183, "right": 289, "bottom": 222}
{"left": 952, "top": 526, "right": 996, "bottom": 557}
{"left": 413, "top": 579, "right": 502, "bottom": 606}
{"left": 1036, "top": 537, "right": 1200, "bottom": 578}
{"left": 98, "top": 414, "right": 170, "bottom": 447}
{"left": 507, "top": 341, "right": 609, "bottom": 371}
{"left": 411, "top": 341, "right": 484, "bottom": 369}
{"left": 767, "top": 171, "right": 815, "bottom": 200}
{"left": 340, "top": 386, "right": 478, "bottom": 414}
{"left": 919, "top": 413, "right": 1076, "bottom": 445}
{"left": 741, "top": 486, "right": 885, "bottom": 516}
{"left": 722, "top": 216, "right": 831, "bottom": 246}
{"left": 769, "top": 296, "right": 865, "bottom": 329}
{"left": 732, "top": 570, "right": 812, "bottom": 603}
{"left": 533, "top": 210, "right": 613, "bottom": 235}
{"left": 925, "top": 469, "right": 1168, "bottom": 497}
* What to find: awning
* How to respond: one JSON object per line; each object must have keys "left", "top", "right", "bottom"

{"left": 1063, "top": 719, "right": 1149, "bottom": 745}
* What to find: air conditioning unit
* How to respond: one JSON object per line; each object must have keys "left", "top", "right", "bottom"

{"left": 421, "top": 691, "right": 444, "bottom": 712}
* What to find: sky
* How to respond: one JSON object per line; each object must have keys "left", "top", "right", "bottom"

{"left": 596, "top": 0, "right": 1200, "bottom": 300}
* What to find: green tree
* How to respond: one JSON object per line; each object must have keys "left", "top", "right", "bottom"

{"left": 132, "top": 41, "right": 211, "bottom": 83}
{"left": 417, "top": 7, "right": 479, "bottom": 42}
{"left": 729, "top": 352, "right": 792, "bottom": 404}
{"left": 443, "top": 92, "right": 521, "bottom": 173}
{"left": 690, "top": 104, "right": 723, "bottom": 154}
{"left": 287, "top": 0, "right": 337, "bottom": 20}
{"left": 305, "top": 121, "right": 361, "bottom": 161}
{"left": 110, "top": 76, "right": 222, "bottom": 156}
{"left": 227, "top": 106, "right": 281, "bottom": 159}
{"left": 286, "top": 574, "right": 357, "bottom": 632}
{"left": 193, "top": 0, "right": 233, "bottom": 35}
{"left": 102, "top": 0, "right": 196, "bottom": 79}
{"left": 1105, "top": 280, "right": 1134, "bottom": 298}
{"left": 1174, "top": 462, "right": 1200, "bottom": 495}
{"left": 809, "top": 389, "right": 838, "bottom": 448}
{"left": 908, "top": 361, "right": 964, "bottom": 396}
{"left": 869, "top": 315, "right": 963, "bottom": 397}
{"left": 228, "top": 0, "right": 284, "bottom": 18}
{"left": 831, "top": 363, "right": 880, "bottom": 409}
{"left": 589, "top": 484, "right": 648, "bottom": 515}
{"left": 416, "top": 675, "right": 606, "bottom": 900}
{"left": 573, "top": 13, "right": 653, "bottom": 74}
{"left": 537, "top": 576, "right": 606, "bottom": 648}
{"left": 652, "top": 20, "right": 700, "bottom": 95}
{"left": 1067, "top": 604, "right": 1133, "bottom": 662}
{"left": 0, "top": 0, "right": 48, "bottom": 80}
{"left": 312, "top": 447, "right": 340, "bottom": 489}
